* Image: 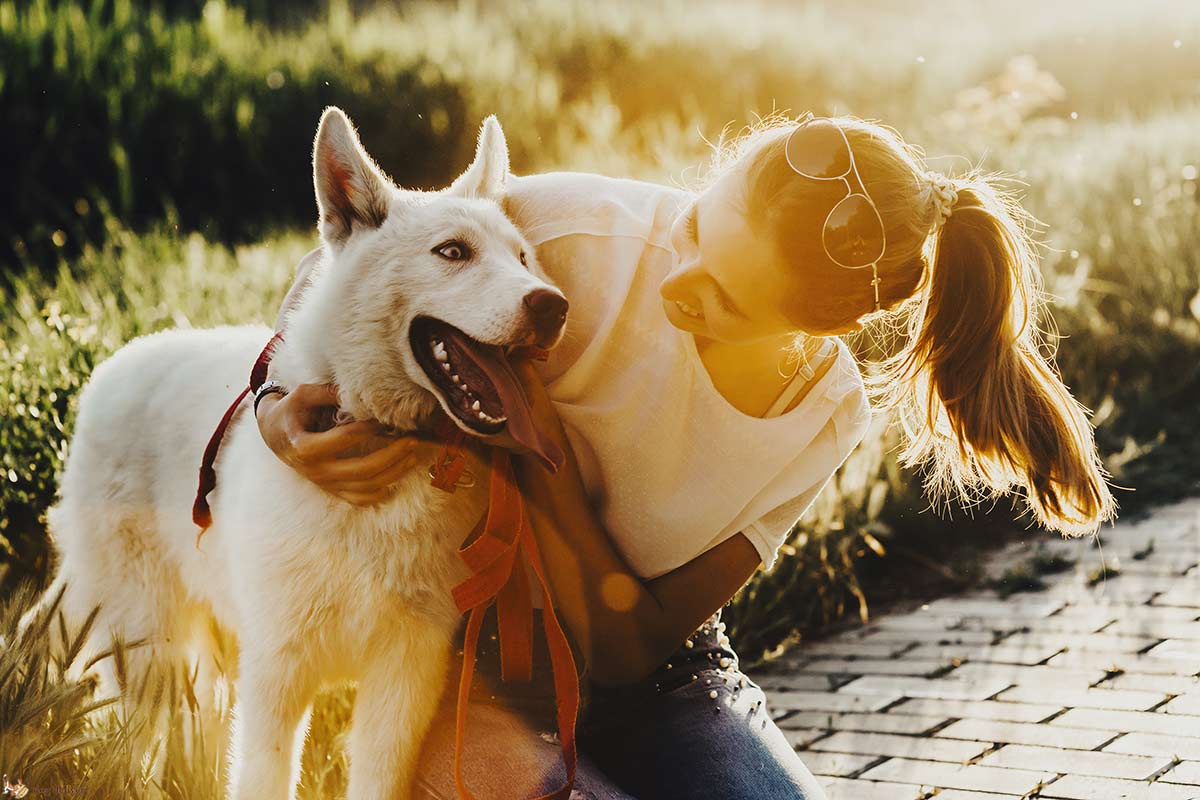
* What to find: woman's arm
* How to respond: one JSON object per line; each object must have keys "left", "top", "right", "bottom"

{"left": 508, "top": 359, "right": 762, "bottom": 686}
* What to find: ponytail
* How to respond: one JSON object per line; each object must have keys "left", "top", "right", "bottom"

{"left": 869, "top": 175, "right": 1117, "bottom": 537}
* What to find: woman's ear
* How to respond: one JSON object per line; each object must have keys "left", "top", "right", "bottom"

{"left": 312, "top": 107, "right": 392, "bottom": 247}
{"left": 448, "top": 115, "right": 510, "bottom": 200}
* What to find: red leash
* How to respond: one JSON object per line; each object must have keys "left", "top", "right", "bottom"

{"left": 192, "top": 331, "right": 283, "bottom": 541}
{"left": 435, "top": 442, "right": 579, "bottom": 800}
{"left": 193, "top": 338, "right": 579, "bottom": 800}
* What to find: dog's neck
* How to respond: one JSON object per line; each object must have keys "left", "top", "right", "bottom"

{"left": 268, "top": 257, "right": 441, "bottom": 435}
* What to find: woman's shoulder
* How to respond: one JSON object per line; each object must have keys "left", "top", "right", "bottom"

{"left": 503, "top": 171, "right": 694, "bottom": 247}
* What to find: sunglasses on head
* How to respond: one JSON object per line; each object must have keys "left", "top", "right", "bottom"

{"left": 785, "top": 118, "right": 888, "bottom": 313}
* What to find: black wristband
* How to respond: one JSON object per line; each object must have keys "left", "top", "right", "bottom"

{"left": 253, "top": 380, "right": 288, "bottom": 417}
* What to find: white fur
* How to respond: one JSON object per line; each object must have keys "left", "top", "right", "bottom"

{"left": 39, "top": 108, "right": 563, "bottom": 800}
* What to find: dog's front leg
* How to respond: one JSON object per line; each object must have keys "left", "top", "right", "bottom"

{"left": 227, "top": 650, "right": 319, "bottom": 800}
{"left": 346, "top": 616, "right": 454, "bottom": 800}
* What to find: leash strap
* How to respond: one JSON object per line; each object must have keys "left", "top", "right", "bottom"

{"left": 192, "top": 331, "right": 284, "bottom": 541}
{"left": 451, "top": 448, "right": 579, "bottom": 800}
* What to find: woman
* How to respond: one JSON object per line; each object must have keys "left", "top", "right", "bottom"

{"left": 257, "top": 114, "right": 1116, "bottom": 798}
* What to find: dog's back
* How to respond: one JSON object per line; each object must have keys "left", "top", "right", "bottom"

{"left": 47, "top": 324, "right": 274, "bottom": 670}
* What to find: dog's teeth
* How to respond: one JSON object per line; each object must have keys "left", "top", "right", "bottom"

{"left": 477, "top": 410, "right": 487, "bottom": 420}
{"left": 471, "top": 400, "right": 481, "bottom": 412}
{"left": 442, "top": 362, "right": 451, "bottom": 371}
{"left": 451, "top": 374, "right": 461, "bottom": 385}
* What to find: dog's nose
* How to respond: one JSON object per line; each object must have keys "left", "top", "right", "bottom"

{"left": 523, "top": 289, "right": 568, "bottom": 344}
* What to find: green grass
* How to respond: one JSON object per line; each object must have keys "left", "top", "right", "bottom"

{"left": 2, "top": 0, "right": 1200, "bottom": 791}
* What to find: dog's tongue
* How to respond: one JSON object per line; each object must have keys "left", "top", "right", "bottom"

{"left": 447, "top": 332, "right": 564, "bottom": 473}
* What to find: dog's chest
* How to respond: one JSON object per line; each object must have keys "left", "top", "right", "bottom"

{"left": 295, "top": 480, "right": 483, "bottom": 634}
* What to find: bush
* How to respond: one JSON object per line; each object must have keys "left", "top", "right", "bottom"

{"left": 1, "top": 0, "right": 468, "bottom": 284}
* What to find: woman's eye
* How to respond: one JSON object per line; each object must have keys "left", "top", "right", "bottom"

{"left": 434, "top": 241, "right": 471, "bottom": 261}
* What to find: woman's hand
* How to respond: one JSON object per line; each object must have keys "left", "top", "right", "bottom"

{"left": 256, "top": 383, "right": 443, "bottom": 506}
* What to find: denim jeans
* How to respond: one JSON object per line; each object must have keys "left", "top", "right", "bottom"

{"left": 413, "top": 607, "right": 826, "bottom": 799}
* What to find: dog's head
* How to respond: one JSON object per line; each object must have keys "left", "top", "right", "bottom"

{"left": 292, "top": 107, "right": 567, "bottom": 467}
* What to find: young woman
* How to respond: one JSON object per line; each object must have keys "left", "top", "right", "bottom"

{"left": 256, "top": 114, "right": 1116, "bottom": 799}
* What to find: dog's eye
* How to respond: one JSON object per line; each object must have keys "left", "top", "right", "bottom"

{"left": 519, "top": 250, "right": 528, "bottom": 267}
{"left": 433, "top": 241, "right": 472, "bottom": 261}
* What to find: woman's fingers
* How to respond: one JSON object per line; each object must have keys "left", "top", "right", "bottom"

{"left": 288, "top": 419, "right": 394, "bottom": 464}
{"left": 320, "top": 451, "right": 425, "bottom": 499}
{"left": 307, "top": 436, "right": 433, "bottom": 484}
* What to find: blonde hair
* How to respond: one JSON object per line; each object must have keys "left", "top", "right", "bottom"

{"left": 711, "top": 112, "right": 1117, "bottom": 537}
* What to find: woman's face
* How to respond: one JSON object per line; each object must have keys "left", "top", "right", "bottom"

{"left": 659, "top": 169, "right": 812, "bottom": 344}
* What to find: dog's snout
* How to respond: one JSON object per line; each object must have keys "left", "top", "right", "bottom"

{"left": 523, "top": 289, "right": 568, "bottom": 344}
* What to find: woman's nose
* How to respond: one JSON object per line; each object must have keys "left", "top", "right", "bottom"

{"left": 658, "top": 262, "right": 695, "bottom": 300}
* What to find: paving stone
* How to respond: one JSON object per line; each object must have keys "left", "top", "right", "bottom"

{"left": 1105, "top": 618, "right": 1200, "bottom": 641}
{"left": 907, "top": 643, "right": 1063, "bottom": 665}
{"left": 819, "top": 777, "right": 926, "bottom": 800}
{"left": 998, "top": 615, "right": 1115, "bottom": 636}
{"left": 769, "top": 690, "right": 900, "bottom": 714}
{"left": 807, "top": 731, "right": 990, "bottom": 762}
{"left": 1102, "top": 672, "right": 1200, "bottom": 694}
{"left": 1052, "top": 708, "right": 1200, "bottom": 737}
{"left": 1055, "top": 603, "right": 1200, "bottom": 624}
{"left": 1048, "top": 650, "right": 1199, "bottom": 675}
{"left": 980, "top": 743, "right": 1169, "bottom": 780}
{"left": 948, "top": 662, "right": 1109, "bottom": 689}
{"left": 838, "top": 675, "right": 1012, "bottom": 702}
{"left": 1039, "top": 774, "right": 1198, "bottom": 799}
{"left": 932, "top": 791, "right": 1019, "bottom": 799}
{"left": 782, "top": 728, "right": 828, "bottom": 749}
{"left": 1104, "top": 732, "right": 1200, "bottom": 760}
{"left": 860, "top": 628, "right": 999, "bottom": 646}
{"left": 995, "top": 685, "right": 1167, "bottom": 711}
{"left": 872, "top": 613, "right": 967, "bottom": 632}
{"left": 776, "top": 711, "right": 949, "bottom": 735}
{"left": 1052, "top": 578, "right": 1164, "bottom": 606}
{"left": 800, "top": 658, "right": 954, "bottom": 677}
{"left": 1164, "top": 693, "right": 1200, "bottom": 715}
{"left": 1146, "top": 639, "right": 1200, "bottom": 661}
{"left": 796, "top": 750, "right": 878, "bottom": 777}
{"left": 936, "top": 718, "right": 1114, "bottom": 750}
{"left": 860, "top": 758, "right": 1055, "bottom": 795}
{"left": 887, "top": 697, "right": 1062, "bottom": 723}
{"left": 752, "top": 672, "right": 845, "bottom": 692}
{"left": 801, "top": 641, "right": 910, "bottom": 659}
{"left": 1159, "top": 759, "right": 1200, "bottom": 785}
{"left": 922, "top": 598, "right": 1065, "bottom": 619}
{"left": 1154, "top": 580, "right": 1200, "bottom": 608}
{"left": 1000, "top": 632, "right": 1163, "bottom": 654}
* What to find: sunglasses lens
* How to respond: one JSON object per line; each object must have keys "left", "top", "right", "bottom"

{"left": 786, "top": 120, "right": 851, "bottom": 179}
{"left": 824, "top": 194, "right": 885, "bottom": 267}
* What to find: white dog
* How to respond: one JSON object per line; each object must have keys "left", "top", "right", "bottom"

{"left": 38, "top": 107, "right": 568, "bottom": 799}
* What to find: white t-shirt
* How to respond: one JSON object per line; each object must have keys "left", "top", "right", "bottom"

{"left": 504, "top": 171, "right": 873, "bottom": 578}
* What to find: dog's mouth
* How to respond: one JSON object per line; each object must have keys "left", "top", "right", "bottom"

{"left": 409, "top": 316, "right": 564, "bottom": 471}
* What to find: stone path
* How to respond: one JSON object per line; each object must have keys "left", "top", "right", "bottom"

{"left": 751, "top": 496, "right": 1200, "bottom": 799}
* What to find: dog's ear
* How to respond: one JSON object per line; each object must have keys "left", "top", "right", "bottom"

{"left": 313, "top": 107, "right": 391, "bottom": 247}
{"left": 448, "top": 115, "right": 509, "bottom": 200}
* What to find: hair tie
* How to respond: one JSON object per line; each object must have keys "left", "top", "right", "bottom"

{"left": 925, "top": 171, "right": 959, "bottom": 231}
